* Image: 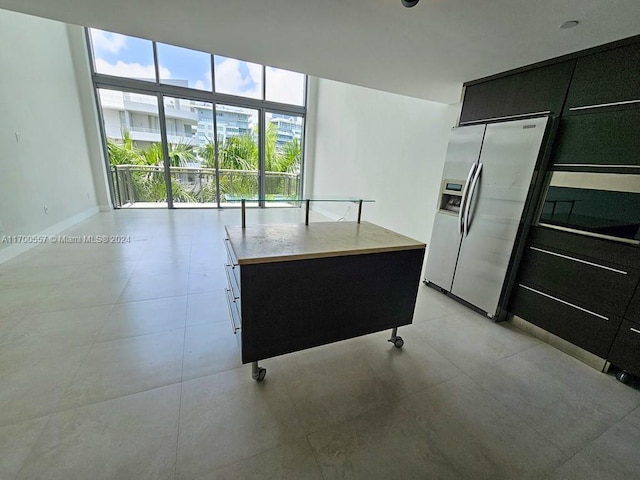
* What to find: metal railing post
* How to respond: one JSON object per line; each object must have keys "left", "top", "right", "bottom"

{"left": 126, "top": 167, "right": 135, "bottom": 205}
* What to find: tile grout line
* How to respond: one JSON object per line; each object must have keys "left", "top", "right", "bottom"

{"left": 540, "top": 411, "right": 640, "bottom": 480}
{"left": 463, "top": 371, "right": 579, "bottom": 463}
{"left": 11, "top": 416, "right": 52, "bottom": 480}
{"left": 304, "top": 433, "right": 329, "bottom": 480}
{"left": 172, "top": 228, "right": 197, "bottom": 480}
{"left": 10, "top": 299, "right": 110, "bottom": 480}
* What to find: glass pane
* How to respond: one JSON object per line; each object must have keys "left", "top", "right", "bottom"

{"left": 89, "top": 29, "right": 156, "bottom": 82}
{"left": 97, "top": 89, "right": 167, "bottom": 207}
{"left": 214, "top": 55, "right": 263, "bottom": 99}
{"left": 266, "top": 67, "right": 305, "bottom": 106}
{"left": 163, "top": 97, "right": 217, "bottom": 206}
{"left": 217, "top": 105, "right": 259, "bottom": 203}
{"left": 156, "top": 43, "right": 212, "bottom": 91}
{"left": 265, "top": 112, "right": 303, "bottom": 200}
{"left": 540, "top": 186, "right": 640, "bottom": 241}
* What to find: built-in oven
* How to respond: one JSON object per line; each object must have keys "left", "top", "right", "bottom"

{"left": 538, "top": 172, "right": 640, "bottom": 245}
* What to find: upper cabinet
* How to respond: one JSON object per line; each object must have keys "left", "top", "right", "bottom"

{"left": 550, "top": 109, "right": 640, "bottom": 169}
{"left": 564, "top": 43, "right": 640, "bottom": 114}
{"left": 459, "top": 61, "right": 575, "bottom": 125}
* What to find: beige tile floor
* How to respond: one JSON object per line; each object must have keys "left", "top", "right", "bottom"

{"left": 1, "top": 208, "right": 640, "bottom": 480}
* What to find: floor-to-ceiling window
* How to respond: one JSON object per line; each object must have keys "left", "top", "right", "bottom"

{"left": 88, "top": 29, "right": 306, "bottom": 208}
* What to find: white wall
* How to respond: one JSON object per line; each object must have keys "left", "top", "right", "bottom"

{"left": 65, "top": 23, "right": 112, "bottom": 211}
{"left": 306, "top": 78, "right": 459, "bottom": 267}
{"left": 0, "top": 10, "right": 101, "bottom": 258}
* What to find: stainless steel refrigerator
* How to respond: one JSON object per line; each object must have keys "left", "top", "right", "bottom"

{"left": 425, "top": 116, "right": 551, "bottom": 319}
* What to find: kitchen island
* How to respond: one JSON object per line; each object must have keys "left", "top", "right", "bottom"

{"left": 224, "top": 221, "right": 426, "bottom": 381}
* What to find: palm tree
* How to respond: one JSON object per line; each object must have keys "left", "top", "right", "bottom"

{"left": 264, "top": 122, "right": 279, "bottom": 172}
{"left": 219, "top": 134, "right": 258, "bottom": 171}
{"left": 280, "top": 137, "right": 301, "bottom": 173}
{"left": 168, "top": 139, "right": 196, "bottom": 167}
{"left": 198, "top": 137, "right": 217, "bottom": 169}
{"left": 107, "top": 130, "right": 143, "bottom": 165}
{"left": 140, "top": 142, "right": 163, "bottom": 166}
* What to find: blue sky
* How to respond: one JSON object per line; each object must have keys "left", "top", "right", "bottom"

{"left": 90, "top": 29, "right": 305, "bottom": 104}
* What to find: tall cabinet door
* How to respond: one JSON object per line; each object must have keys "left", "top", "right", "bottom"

{"left": 451, "top": 117, "right": 549, "bottom": 316}
{"left": 425, "top": 125, "right": 485, "bottom": 291}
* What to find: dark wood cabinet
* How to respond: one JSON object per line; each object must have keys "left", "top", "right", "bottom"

{"left": 509, "top": 283, "right": 622, "bottom": 358}
{"left": 516, "top": 245, "right": 639, "bottom": 318}
{"left": 526, "top": 227, "right": 640, "bottom": 270}
{"left": 463, "top": 37, "right": 640, "bottom": 368}
{"left": 239, "top": 249, "right": 424, "bottom": 363}
{"left": 224, "top": 222, "right": 425, "bottom": 369}
{"left": 626, "top": 284, "right": 640, "bottom": 324}
{"left": 550, "top": 109, "right": 640, "bottom": 169}
{"left": 607, "top": 320, "right": 640, "bottom": 376}
{"left": 460, "top": 61, "right": 575, "bottom": 124}
{"left": 509, "top": 226, "right": 640, "bottom": 359}
{"left": 564, "top": 43, "right": 640, "bottom": 113}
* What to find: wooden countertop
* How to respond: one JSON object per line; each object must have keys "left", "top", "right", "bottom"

{"left": 225, "top": 221, "right": 426, "bottom": 265}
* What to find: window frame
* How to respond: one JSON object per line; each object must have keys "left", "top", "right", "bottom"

{"left": 86, "top": 27, "right": 308, "bottom": 209}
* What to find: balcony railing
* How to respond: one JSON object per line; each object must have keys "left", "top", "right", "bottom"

{"left": 110, "top": 164, "right": 301, "bottom": 207}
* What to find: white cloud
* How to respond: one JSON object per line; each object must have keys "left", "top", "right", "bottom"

{"left": 194, "top": 71, "right": 212, "bottom": 91}
{"left": 215, "top": 58, "right": 262, "bottom": 98}
{"left": 90, "top": 29, "right": 127, "bottom": 54}
{"left": 266, "top": 67, "right": 305, "bottom": 105}
{"left": 95, "top": 58, "right": 171, "bottom": 81}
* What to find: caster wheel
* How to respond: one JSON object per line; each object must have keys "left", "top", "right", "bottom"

{"left": 393, "top": 337, "right": 404, "bottom": 349}
{"left": 255, "top": 367, "right": 267, "bottom": 382}
{"left": 616, "top": 371, "right": 630, "bottom": 384}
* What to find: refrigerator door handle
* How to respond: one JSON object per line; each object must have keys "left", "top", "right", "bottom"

{"left": 458, "top": 162, "right": 477, "bottom": 236}
{"left": 464, "top": 162, "right": 483, "bottom": 236}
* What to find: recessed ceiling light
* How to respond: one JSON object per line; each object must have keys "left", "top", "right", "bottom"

{"left": 560, "top": 20, "right": 580, "bottom": 29}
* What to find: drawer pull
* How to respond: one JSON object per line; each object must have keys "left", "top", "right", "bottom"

{"left": 460, "top": 110, "right": 551, "bottom": 125}
{"left": 223, "top": 238, "right": 238, "bottom": 266}
{"left": 569, "top": 99, "right": 640, "bottom": 111}
{"left": 519, "top": 284, "right": 609, "bottom": 321}
{"left": 553, "top": 164, "right": 640, "bottom": 169}
{"left": 631, "top": 328, "right": 640, "bottom": 335}
{"left": 225, "top": 288, "right": 241, "bottom": 334}
{"left": 224, "top": 263, "right": 241, "bottom": 298}
{"left": 529, "top": 247, "right": 628, "bottom": 275}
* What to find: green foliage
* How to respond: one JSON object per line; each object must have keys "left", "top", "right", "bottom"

{"left": 198, "top": 138, "right": 217, "bottom": 168}
{"left": 219, "top": 134, "right": 258, "bottom": 171}
{"left": 168, "top": 140, "right": 196, "bottom": 167}
{"left": 107, "top": 130, "right": 143, "bottom": 165}
{"left": 281, "top": 137, "right": 302, "bottom": 173}
{"left": 109, "top": 122, "right": 301, "bottom": 204}
{"left": 131, "top": 169, "right": 166, "bottom": 202}
{"left": 170, "top": 179, "right": 199, "bottom": 203}
{"left": 140, "top": 143, "right": 163, "bottom": 166}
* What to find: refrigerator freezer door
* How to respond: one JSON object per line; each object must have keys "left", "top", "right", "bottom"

{"left": 425, "top": 212, "right": 461, "bottom": 291}
{"left": 439, "top": 124, "right": 486, "bottom": 184}
{"left": 425, "top": 124, "right": 486, "bottom": 291}
{"left": 451, "top": 117, "right": 549, "bottom": 315}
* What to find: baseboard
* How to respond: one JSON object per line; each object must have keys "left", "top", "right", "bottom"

{"left": 510, "top": 315, "right": 609, "bottom": 372}
{"left": 0, "top": 206, "right": 100, "bottom": 265}
{"left": 309, "top": 204, "right": 345, "bottom": 221}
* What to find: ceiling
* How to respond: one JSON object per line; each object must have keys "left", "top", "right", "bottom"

{"left": 1, "top": 0, "right": 639, "bottom": 104}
